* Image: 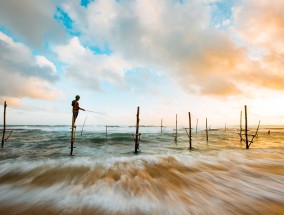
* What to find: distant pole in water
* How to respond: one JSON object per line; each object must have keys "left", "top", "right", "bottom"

{"left": 1, "top": 101, "right": 7, "bottom": 148}
{"left": 206, "top": 118, "right": 208, "bottom": 142}
{"left": 196, "top": 118, "right": 198, "bottom": 133}
{"left": 106, "top": 125, "right": 108, "bottom": 138}
{"left": 161, "top": 119, "right": 163, "bottom": 133}
{"left": 176, "top": 114, "right": 177, "bottom": 138}
{"left": 185, "top": 112, "right": 192, "bottom": 149}
{"left": 189, "top": 112, "right": 192, "bottom": 149}
{"left": 244, "top": 105, "right": 249, "bottom": 149}
{"left": 239, "top": 105, "right": 260, "bottom": 149}
{"left": 240, "top": 111, "right": 242, "bottom": 141}
{"left": 134, "top": 106, "right": 141, "bottom": 153}
{"left": 173, "top": 114, "right": 178, "bottom": 142}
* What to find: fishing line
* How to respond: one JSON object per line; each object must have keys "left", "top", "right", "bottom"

{"left": 81, "top": 115, "right": 88, "bottom": 137}
{"left": 85, "top": 110, "right": 106, "bottom": 116}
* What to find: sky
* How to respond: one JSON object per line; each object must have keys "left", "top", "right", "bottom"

{"left": 0, "top": 0, "right": 284, "bottom": 126}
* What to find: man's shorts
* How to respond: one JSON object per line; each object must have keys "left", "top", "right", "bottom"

{"left": 73, "top": 112, "right": 79, "bottom": 119}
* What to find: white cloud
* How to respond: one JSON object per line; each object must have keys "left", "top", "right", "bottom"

{"left": 53, "top": 37, "right": 130, "bottom": 90}
{"left": 0, "top": 32, "right": 61, "bottom": 103}
{"left": 36, "top": 56, "right": 57, "bottom": 74}
{"left": 57, "top": 0, "right": 284, "bottom": 97}
{"left": 0, "top": 0, "right": 67, "bottom": 48}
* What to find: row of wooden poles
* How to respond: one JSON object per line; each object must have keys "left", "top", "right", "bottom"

{"left": 70, "top": 105, "right": 260, "bottom": 155}
{"left": 173, "top": 113, "right": 209, "bottom": 150}
{"left": 0, "top": 101, "right": 260, "bottom": 154}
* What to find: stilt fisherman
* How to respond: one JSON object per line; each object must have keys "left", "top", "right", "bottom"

{"left": 72, "top": 95, "right": 85, "bottom": 124}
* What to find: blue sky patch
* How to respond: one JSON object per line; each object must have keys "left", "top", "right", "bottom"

{"left": 54, "top": 7, "right": 73, "bottom": 30}
{"left": 0, "top": 25, "right": 24, "bottom": 44}
{"left": 210, "top": 0, "right": 236, "bottom": 28}
{"left": 54, "top": 7, "right": 80, "bottom": 36}
{"left": 81, "top": 0, "right": 94, "bottom": 8}
{"left": 89, "top": 44, "right": 113, "bottom": 55}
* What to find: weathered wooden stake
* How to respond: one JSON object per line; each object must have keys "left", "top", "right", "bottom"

{"left": 240, "top": 111, "right": 242, "bottom": 141}
{"left": 161, "top": 119, "right": 163, "bottom": 133}
{"left": 134, "top": 106, "right": 140, "bottom": 153}
{"left": 173, "top": 114, "right": 177, "bottom": 141}
{"left": 206, "top": 118, "right": 208, "bottom": 142}
{"left": 244, "top": 105, "right": 249, "bottom": 149}
{"left": 1, "top": 101, "right": 7, "bottom": 148}
{"left": 239, "top": 106, "right": 260, "bottom": 149}
{"left": 176, "top": 114, "right": 177, "bottom": 140}
{"left": 196, "top": 119, "right": 198, "bottom": 133}
{"left": 189, "top": 112, "right": 192, "bottom": 149}
{"left": 185, "top": 112, "right": 192, "bottom": 149}
{"left": 70, "top": 113, "right": 75, "bottom": 156}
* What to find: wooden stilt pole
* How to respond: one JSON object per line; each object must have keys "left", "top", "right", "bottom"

{"left": 240, "top": 111, "right": 242, "bottom": 141}
{"left": 206, "top": 118, "right": 208, "bottom": 142}
{"left": 189, "top": 112, "right": 192, "bottom": 149}
{"left": 244, "top": 105, "right": 249, "bottom": 149}
{"left": 134, "top": 106, "right": 140, "bottom": 153}
{"left": 176, "top": 114, "right": 177, "bottom": 139}
{"left": 161, "top": 119, "right": 163, "bottom": 133}
{"left": 1, "top": 101, "right": 7, "bottom": 148}
{"left": 174, "top": 114, "right": 177, "bottom": 141}
{"left": 70, "top": 113, "right": 75, "bottom": 156}
{"left": 196, "top": 118, "right": 198, "bottom": 133}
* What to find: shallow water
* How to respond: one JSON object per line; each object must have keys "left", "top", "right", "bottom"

{"left": 0, "top": 125, "right": 284, "bottom": 214}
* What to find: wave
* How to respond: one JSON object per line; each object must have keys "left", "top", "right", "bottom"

{"left": 0, "top": 151, "right": 283, "bottom": 214}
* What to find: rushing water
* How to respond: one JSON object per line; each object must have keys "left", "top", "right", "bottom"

{"left": 0, "top": 125, "right": 284, "bottom": 215}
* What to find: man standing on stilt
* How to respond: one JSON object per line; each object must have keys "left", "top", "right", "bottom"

{"left": 72, "top": 95, "right": 85, "bottom": 125}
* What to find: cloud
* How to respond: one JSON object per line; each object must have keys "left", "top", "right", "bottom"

{"left": 53, "top": 36, "right": 130, "bottom": 90}
{"left": 0, "top": 0, "right": 67, "bottom": 48}
{"left": 0, "top": 32, "right": 59, "bottom": 81}
{"left": 0, "top": 32, "right": 61, "bottom": 103}
{"left": 59, "top": 0, "right": 284, "bottom": 97}
{"left": 232, "top": 0, "right": 284, "bottom": 91}
{"left": 233, "top": 0, "right": 284, "bottom": 52}
{"left": 61, "top": 0, "right": 247, "bottom": 96}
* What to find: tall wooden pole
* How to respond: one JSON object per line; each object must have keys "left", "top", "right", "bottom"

{"left": 189, "top": 112, "right": 192, "bottom": 149}
{"left": 161, "top": 119, "right": 163, "bottom": 133}
{"left": 70, "top": 113, "right": 75, "bottom": 156}
{"left": 244, "top": 105, "right": 249, "bottom": 149}
{"left": 206, "top": 118, "right": 208, "bottom": 142}
{"left": 134, "top": 106, "right": 140, "bottom": 153}
{"left": 225, "top": 123, "right": 227, "bottom": 131}
{"left": 106, "top": 125, "right": 108, "bottom": 138}
{"left": 196, "top": 118, "right": 198, "bottom": 133}
{"left": 175, "top": 114, "right": 177, "bottom": 141}
{"left": 1, "top": 101, "right": 7, "bottom": 148}
{"left": 240, "top": 111, "right": 242, "bottom": 141}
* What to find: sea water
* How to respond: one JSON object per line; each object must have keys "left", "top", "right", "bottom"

{"left": 0, "top": 125, "right": 283, "bottom": 215}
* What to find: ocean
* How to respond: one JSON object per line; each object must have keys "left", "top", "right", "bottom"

{"left": 0, "top": 125, "right": 283, "bottom": 215}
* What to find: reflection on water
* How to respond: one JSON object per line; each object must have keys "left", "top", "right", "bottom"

{"left": 0, "top": 125, "right": 284, "bottom": 214}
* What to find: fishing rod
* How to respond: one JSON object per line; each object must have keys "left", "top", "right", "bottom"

{"left": 84, "top": 110, "right": 106, "bottom": 116}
